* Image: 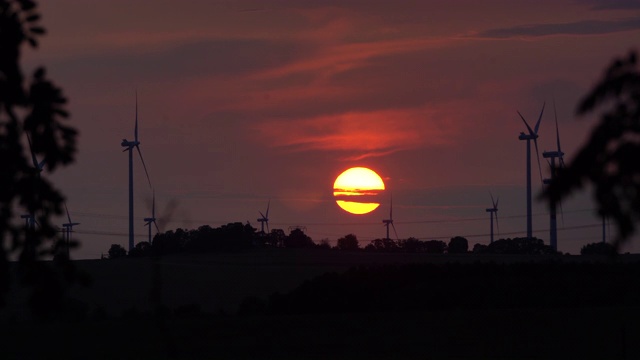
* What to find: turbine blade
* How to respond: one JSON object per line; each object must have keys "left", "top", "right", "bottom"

{"left": 517, "top": 111, "right": 534, "bottom": 134}
{"left": 64, "top": 202, "right": 72, "bottom": 224}
{"left": 37, "top": 158, "right": 46, "bottom": 170}
{"left": 26, "top": 132, "right": 39, "bottom": 169}
{"left": 259, "top": 211, "right": 266, "bottom": 220}
{"left": 490, "top": 192, "right": 495, "bottom": 208}
{"left": 266, "top": 221, "right": 270, "bottom": 234}
{"left": 135, "top": 145, "right": 152, "bottom": 189}
{"left": 495, "top": 196, "right": 499, "bottom": 210}
{"left": 554, "top": 99, "right": 562, "bottom": 154}
{"left": 495, "top": 212, "right": 499, "bottom": 234}
{"left": 152, "top": 190, "right": 156, "bottom": 218}
{"left": 134, "top": 92, "right": 139, "bottom": 142}
{"left": 534, "top": 102, "right": 545, "bottom": 134}
{"left": 391, "top": 223, "right": 398, "bottom": 240}
{"left": 154, "top": 221, "right": 160, "bottom": 234}
{"left": 265, "top": 199, "right": 270, "bottom": 218}
{"left": 533, "top": 138, "right": 543, "bottom": 183}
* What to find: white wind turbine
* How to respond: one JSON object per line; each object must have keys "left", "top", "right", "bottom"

{"left": 257, "top": 200, "right": 270, "bottom": 234}
{"left": 486, "top": 194, "right": 499, "bottom": 243}
{"left": 62, "top": 202, "right": 80, "bottom": 257}
{"left": 121, "top": 94, "right": 152, "bottom": 252}
{"left": 517, "top": 102, "right": 545, "bottom": 239}
{"left": 144, "top": 191, "right": 160, "bottom": 244}
{"left": 382, "top": 195, "right": 398, "bottom": 241}
{"left": 542, "top": 101, "right": 565, "bottom": 251}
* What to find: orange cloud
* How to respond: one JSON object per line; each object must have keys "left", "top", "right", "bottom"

{"left": 252, "top": 107, "right": 453, "bottom": 159}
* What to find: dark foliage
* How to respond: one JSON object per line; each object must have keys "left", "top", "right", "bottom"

{"left": 336, "top": 233, "right": 359, "bottom": 251}
{"left": 581, "top": 242, "right": 617, "bottom": 256}
{"left": 542, "top": 50, "right": 640, "bottom": 248}
{"left": 282, "top": 228, "right": 315, "bottom": 248}
{"left": 424, "top": 239, "right": 447, "bottom": 254}
{"left": 135, "top": 222, "right": 322, "bottom": 256}
{"left": 485, "top": 237, "right": 557, "bottom": 255}
{"left": 365, "top": 238, "right": 399, "bottom": 252}
{"left": 107, "top": 244, "right": 126, "bottom": 259}
{"left": 448, "top": 236, "right": 468, "bottom": 253}
{"left": 0, "top": 0, "right": 80, "bottom": 316}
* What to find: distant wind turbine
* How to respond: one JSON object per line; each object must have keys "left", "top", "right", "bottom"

{"left": 121, "top": 94, "right": 152, "bottom": 252}
{"left": 382, "top": 195, "right": 398, "bottom": 241}
{"left": 542, "top": 101, "right": 565, "bottom": 251}
{"left": 62, "top": 202, "right": 80, "bottom": 257}
{"left": 517, "top": 102, "right": 545, "bottom": 239}
{"left": 144, "top": 190, "right": 160, "bottom": 244}
{"left": 486, "top": 194, "right": 499, "bottom": 243}
{"left": 26, "top": 132, "right": 46, "bottom": 176}
{"left": 20, "top": 214, "right": 36, "bottom": 229}
{"left": 257, "top": 200, "right": 270, "bottom": 234}
{"left": 22, "top": 132, "right": 45, "bottom": 230}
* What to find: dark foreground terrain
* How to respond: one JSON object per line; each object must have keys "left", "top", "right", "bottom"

{"left": 1, "top": 250, "right": 640, "bottom": 359}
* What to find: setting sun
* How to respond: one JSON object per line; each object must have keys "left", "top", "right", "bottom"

{"left": 333, "top": 167, "right": 385, "bottom": 214}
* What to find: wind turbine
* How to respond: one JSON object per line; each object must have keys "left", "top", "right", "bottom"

{"left": 486, "top": 194, "right": 499, "bottom": 243}
{"left": 382, "top": 195, "right": 398, "bottom": 241}
{"left": 517, "top": 102, "right": 545, "bottom": 239}
{"left": 62, "top": 202, "right": 80, "bottom": 257}
{"left": 542, "top": 101, "right": 564, "bottom": 251}
{"left": 121, "top": 94, "right": 152, "bottom": 252}
{"left": 20, "top": 214, "right": 36, "bottom": 229}
{"left": 257, "top": 200, "right": 270, "bottom": 234}
{"left": 21, "top": 133, "right": 45, "bottom": 230}
{"left": 144, "top": 190, "right": 160, "bottom": 244}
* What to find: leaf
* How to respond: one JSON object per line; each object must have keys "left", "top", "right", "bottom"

{"left": 29, "top": 26, "right": 45, "bottom": 35}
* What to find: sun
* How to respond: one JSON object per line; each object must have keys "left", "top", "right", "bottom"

{"left": 333, "top": 167, "right": 385, "bottom": 214}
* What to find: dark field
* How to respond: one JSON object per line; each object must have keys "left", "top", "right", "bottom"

{"left": 2, "top": 250, "right": 640, "bottom": 359}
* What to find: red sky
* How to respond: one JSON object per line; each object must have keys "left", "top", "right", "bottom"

{"left": 23, "top": 0, "right": 640, "bottom": 258}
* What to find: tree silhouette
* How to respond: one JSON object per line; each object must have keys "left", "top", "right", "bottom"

{"left": 336, "top": 233, "right": 359, "bottom": 251}
{"left": 542, "top": 50, "right": 640, "bottom": 248}
{"left": 0, "top": 0, "right": 79, "bottom": 314}
{"left": 448, "top": 236, "right": 468, "bottom": 254}
{"left": 284, "top": 228, "right": 315, "bottom": 248}
{"left": 581, "top": 242, "right": 617, "bottom": 256}
{"left": 107, "top": 244, "right": 127, "bottom": 259}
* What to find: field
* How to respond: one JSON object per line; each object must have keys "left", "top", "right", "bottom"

{"left": 2, "top": 249, "right": 640, "bottom": 359}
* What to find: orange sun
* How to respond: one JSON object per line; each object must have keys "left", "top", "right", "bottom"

{"left": 333, "top": 167, "right": 385, "bottom": 214}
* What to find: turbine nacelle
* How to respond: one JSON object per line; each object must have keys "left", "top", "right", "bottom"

{"left": 518, "top": 132, "right": 538, "bottom": 140}
{"left": 542, "top": 150, "right": 564, "bottom": 159}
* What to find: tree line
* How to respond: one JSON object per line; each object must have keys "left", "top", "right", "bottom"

{"left": 106, "top": 223, "right": 616, "bottom": 259}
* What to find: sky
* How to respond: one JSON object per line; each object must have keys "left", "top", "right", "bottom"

{"left": 20, "top": 0, "right": 640, "bottom": 259}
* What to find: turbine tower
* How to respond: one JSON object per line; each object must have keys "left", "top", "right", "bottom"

{"left": 486, "top": 194, "right": 499, "bottom": 243}
{"left": 517, "top": 102, "right": 545, "bottom": 239}
{"left": 382, "top": 195, "right": 398, "bottom": 241}
{"left": 144, "top": 191, "right": 160, "bottom": 244}
{"left": 121, "top": 94, "right": 152, "bottom": 252}
{"left": 257, "top": 200, "right": 270, "bottom": 234}
{"left": 542, "top": 101, "right": 565, "bottom": 251}
{"left": 62, "top": 202, "right": 80, "bottom": 257}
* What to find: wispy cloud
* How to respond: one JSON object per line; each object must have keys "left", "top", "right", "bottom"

{"left": 252, "top": 107, "right": 453, "bottom": 159}
{"left": 474, "top": 17, "right": 640, "bottom": 38}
